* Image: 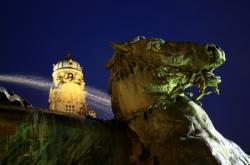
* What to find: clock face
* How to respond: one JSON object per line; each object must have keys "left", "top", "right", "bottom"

{"left": 55, "top": 71, "right": 83, "bottom": 85}
{"left": 63, "top": 72, "right": 74, "bottom": 82}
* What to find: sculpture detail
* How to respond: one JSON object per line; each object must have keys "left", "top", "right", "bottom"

{"left": 0, "top": 37, "right": 249, "bottom": 165}
{"left": 106, "top": 37, "right": 225, "bottom": 103}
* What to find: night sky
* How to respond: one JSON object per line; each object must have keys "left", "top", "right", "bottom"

{"left": 1, "top": 1, "right": 250, "bottom": 151}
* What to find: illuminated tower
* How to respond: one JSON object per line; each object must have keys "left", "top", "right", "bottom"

{"left": 49, "top": 53, "right": 95, "bottom": 118}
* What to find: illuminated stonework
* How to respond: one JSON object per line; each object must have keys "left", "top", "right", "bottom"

{"left": 49, "top": 53, "right": 96, "bottom": 118}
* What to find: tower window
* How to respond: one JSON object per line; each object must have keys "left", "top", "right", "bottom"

{"left": 66, "top": 105, "right": 74, "bottom": 114}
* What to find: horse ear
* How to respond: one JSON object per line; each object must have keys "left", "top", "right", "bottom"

{"left": 111, "top": 42, "right": 129, "bottom": 52}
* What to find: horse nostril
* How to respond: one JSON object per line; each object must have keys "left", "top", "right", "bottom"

{"left": 206, "top": 44, "right": 216, "bottom": 53}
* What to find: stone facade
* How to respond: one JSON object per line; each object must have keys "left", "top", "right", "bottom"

{"left": 49, "top": 53, "right": 95, "bottom": 117}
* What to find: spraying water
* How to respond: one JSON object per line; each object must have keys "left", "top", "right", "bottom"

{"left": 0, "top": 74, "right": 113, "bottom": 118}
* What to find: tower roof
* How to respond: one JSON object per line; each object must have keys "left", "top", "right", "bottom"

{"left": 53, "top": 53, "right": 82, "bottom": 71}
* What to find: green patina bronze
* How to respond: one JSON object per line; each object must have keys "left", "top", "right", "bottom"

{"left": 106, "top": 37, "right": 225, "bottom": 102}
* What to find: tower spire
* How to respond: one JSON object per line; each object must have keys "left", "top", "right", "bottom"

{"left": 64, "top": 52, "right": 72, "bottom": 60}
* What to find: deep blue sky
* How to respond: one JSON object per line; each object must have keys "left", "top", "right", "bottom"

{"left": 1, "top": 1, "right": 250, "bottom": 151}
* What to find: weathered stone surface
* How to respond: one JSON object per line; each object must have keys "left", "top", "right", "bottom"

{"left": 106, "top": 37, "right": 250, "bottom": 164}
{"left": 0, "top": 106, "right": 132, "bottom": 165}
{"left": 1, "top": 103, "right": 249, "bottom": 165}
{"left": 127, "top": 95, "right": 250, "bottom": 164}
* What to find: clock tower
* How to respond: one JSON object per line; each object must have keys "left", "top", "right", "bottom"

{"left": 49, "top": 53, "right": 96, "bottom": 118}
